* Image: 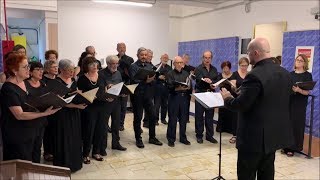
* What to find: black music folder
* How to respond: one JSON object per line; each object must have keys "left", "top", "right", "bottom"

{"left": 43, "top": 79, "right": 70, "bottom": 97}
{"left": 295, "top": 81, "right": 316, "bottom": 90}
{"left": 25, "top": 92, "right": 75, "bottom": 112}
{"left": 134, "top": 68, "right": 156, "bottom": 80}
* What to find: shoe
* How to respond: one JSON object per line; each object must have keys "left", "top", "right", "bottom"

{"left": 92, "top": 154, "right": 104, "bottom": 161}
{"left": 156, "top": 122, "right": 159, "bottom": 126}
{"left": 83, "top": 157, "right": 91, "bottom": 164}
{"left": 180, "top": 139, "right": 191, "bottom": 145}
{"left": 43, "top": 154, "right": 54, "bottom": 162}
{"left": 197, "top": 138, "right": 203, "bottom": 144}
{"left": 119, "top": 126, "right": 125, "bottom": 131}
{"left": 187, "top": 120, "right": 190, "bottom": 123}
{"left": 107, "top": 125, "right": 112, "bottom": 133}
{"left": 168, "top": 141, "right": 175, "bottom": 147}
{"left": 140, "top": 128, "right": 144, "bottom": 133}
{"left": 149, "top": 138, "right": 163, "bottom": 146}
{"left": 100, "top": 150, "right": 107, "bottom": 156}
{"left": 136, "top": 139, "right": 145, "bottom": 148}
{"left": 229, "top": 136, "right": 236, "bottom": 144}
{"left": 112, "top": 144, "right": 127, "bottom": 151}
{"left": 143, "top": 123, "right": 149, "bottom": 128}
{"left": 161, "top": 120, "right": 168, "bottom": 125}
{"left": 206, "top": 137, "right": 218, "bottom": 144}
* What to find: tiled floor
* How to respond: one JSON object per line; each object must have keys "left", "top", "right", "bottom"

{"left": 70, "top": 113, "right": 320, "bottom": 180}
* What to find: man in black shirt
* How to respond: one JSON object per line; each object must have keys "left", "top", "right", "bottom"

{"left": 166, "top": 56, "right": 191, "bottom": 147}
{"left": 99, "top": 55, "right": 127, "bottom": 152}
{"left": 154, "top": 54, "right": 172, "bottom": 125}
{"left": 182, "top": 54, "right": 195, "bottom": 123}
{"left": 116, "top": 43, "right": 134, "bottom": 131}
{"left": 221, "top": 38, "right": 293, "bottom": 180}
{"left": 194, "top": 50, "right": 219, "bottom": 144}
{"left": 129, "top": 47, "right": 162, "bottom": 148}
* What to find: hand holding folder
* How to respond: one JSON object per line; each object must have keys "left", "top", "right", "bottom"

{"left": 134, "top": 68, "right": 156, "bottom": 81}
{"left": 294, "top": 81, "right": 316, "bottom": 90}
{"left": 72, "top": 87, "right": 99, "bottom": 104}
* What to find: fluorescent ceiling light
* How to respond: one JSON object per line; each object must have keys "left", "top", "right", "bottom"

{"left": 92, "top": 0, "right": 153, "bottom": 7}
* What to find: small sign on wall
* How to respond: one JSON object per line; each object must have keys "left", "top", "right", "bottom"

{"left": 295, "top": 46, "right": 314, "bottom": 72}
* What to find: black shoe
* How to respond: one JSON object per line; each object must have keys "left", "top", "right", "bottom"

{"left": 180, "top": 139, "right": 191, "bottom": 145}
{"left": 156, "top": 122, "right": 159, "bottom": 126}
{"left": 140, "top": 128, "right": 143, "bottom": 133}
{"left": 119, "top": 126, "right": 124, "bottom": 131}
{"left": 187, "top": 120, "right": 190, "bottom": 123}
{"left": 107, "top": 125, "right": 112, "bottom": 133}
{"left": 161, "top": 120, "right": 168, "bottom": 125}
{"left": 112, "top": 144, "right": 127, "bottom": 151}
{"left": 100, "top": 150, "right": 107, "bottom": 156}
{"left": 136, "top": 140, "right": 145, "bottom": 148}
{"left": 168, "top": 141, "right": 175, "bottom": 147}
{"left": 197, "top": 138, "right": 203, "bottom": 144}
{"left": 143, "top": 123, "right": 149, "bottom": 128}
{"left": 149, "top": 138, "right": 163, "bottom": 146}
{"left": 206, "top": 137, "right": 218, "bottom": 144}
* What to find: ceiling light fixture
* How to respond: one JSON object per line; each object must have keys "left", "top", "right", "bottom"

{"left": 92, "top": 0, "right": 153, "bottom": 7}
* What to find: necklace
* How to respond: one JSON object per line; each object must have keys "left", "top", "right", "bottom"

{"left": 86, "top": 73, "right": 97, "bottom": 86}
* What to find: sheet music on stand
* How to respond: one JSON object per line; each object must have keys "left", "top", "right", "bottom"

{"left": 192, "top": 92, "right": 224, "bottom": 109}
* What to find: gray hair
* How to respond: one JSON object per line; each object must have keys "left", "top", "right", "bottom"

{"left": 137, "top": 47, "right": 147, "bottom": 55}
{"left": 58, "top": 59, "right": 75, "bottom": 70}
{"left": 147, "top": 49, "right": 153, "bottom": 54}
{"left": 106, "top": 55, "right": 119, "bottom": 64}
{"left": 44, "top": 60, "right": 57, "bottom": 71}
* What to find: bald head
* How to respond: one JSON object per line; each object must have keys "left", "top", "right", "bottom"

{"left": 173, "top": 56, "right": 184, "bottom": 71}
{"left": 247, "top": 38, "right": 271, "bottom": 65}
{"left": 160, "top": 53, "right": 169, "bottom": 64}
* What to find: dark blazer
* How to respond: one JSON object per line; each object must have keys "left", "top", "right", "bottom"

{"left": 224, "top": 58, "right": 294, "bottom": 154}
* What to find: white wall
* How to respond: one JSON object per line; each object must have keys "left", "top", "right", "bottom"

{"left": 179, "top": 1, "right": 320, "bottom": 41}
{"left": 58, "top": 1, "right": 170, "bottom": 66}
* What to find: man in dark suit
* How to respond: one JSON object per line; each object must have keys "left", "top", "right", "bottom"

{"left": 221, "top": 38, "right": 293, "bottom": 180}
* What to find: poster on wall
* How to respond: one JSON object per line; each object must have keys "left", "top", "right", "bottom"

{"left": 295, "top": 46, "right": 314, "bottom": 72}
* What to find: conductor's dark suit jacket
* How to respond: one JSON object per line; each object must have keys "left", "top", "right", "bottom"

{"left": 224, "top": 58, "right": 293, "bottom": 154}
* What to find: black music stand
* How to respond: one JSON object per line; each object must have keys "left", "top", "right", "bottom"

{"left": 212, "top": 118, "right": 225, "bottom": 180}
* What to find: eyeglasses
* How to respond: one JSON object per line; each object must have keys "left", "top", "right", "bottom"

{"left": 175, "top": 62, "right": 184, "bottom": 64}
{"left": 296, "top": 59, "right": 305, "bottom": 63}
{"left": 240, "top": 64, "right": 249, "bottom": 67}
{"left": 108, "top": 62, "right": 119, "bottom": 66}
{"left": 88, "top": 62, "right": 98, "bottom": 67}
{"left": 20, "top": 64, "right": 30, "bottom": 70}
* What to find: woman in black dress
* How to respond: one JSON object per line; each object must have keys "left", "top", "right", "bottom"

{"left": 216, "top": 61, "right": 236, "bottom": 135}
{"left": 24, "top": 62, "right": 48, "bottom": 163}
{"left": 0, "top": 53, "right": 59, "bottom": 162}
{"left": 283, "top": 54, "right": 313, "bottom": 157}
{"left": 52, "top": 59, "right": 87, "bottom": 172}
{"left": 228, "top": 57, "right": 249, "bottom": 144}
{"left": 42, "top": 60, "right": 59, "bottom": 161}
{"left": 78, "top": 56, "right": 107, "bottom": 164}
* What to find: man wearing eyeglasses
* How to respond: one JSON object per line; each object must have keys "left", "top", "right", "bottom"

{"left": 85, "top": 46, "right": 102, "bottom": 70}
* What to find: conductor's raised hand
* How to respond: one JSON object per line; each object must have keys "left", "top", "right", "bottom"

{"left": 221, "top": 88, "right": 233, "bottom": 99}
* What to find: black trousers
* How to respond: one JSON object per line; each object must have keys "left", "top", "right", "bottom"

{"left": 237, "top": 150, "right": 275, "bottom": 180}
{"left": 132, "top": 90, "right": 156, "bottom": 140}
{"left": 43, "top": 116, "right": 55, "bottom": 156}
{"left": 119, "top": 95, "right": 128, "bottom": 127}
{"left": 102, "top": 99, "right": 121, "bottom": 151}
{"left": 154, "top": 83, "right": 169, "bottom": 121}
{"left": 195, "top": 101, "right": 214, "bottom": 139}
{"left": 82, "top": 105, "right": 106, "bottom": 157}
{"left": 186, "top": 94, "right": 191, "bottom": 122}
{"left": 167, "top": 93, "right": 188, "bottom": 143}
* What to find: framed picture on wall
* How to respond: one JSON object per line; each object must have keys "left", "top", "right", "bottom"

{"left": 295, "top": 46, "right": 314, "bottom": 73}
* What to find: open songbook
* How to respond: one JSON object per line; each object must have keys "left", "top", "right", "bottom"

{"left": 212, "top": 78, "right": 236, "bottom": 88}
{"left": 294, "top": 81, "right": 316, "bottom": 90}
{"left": 174, "top": 77, "right": 191, "bottom": 88}
{"left": 192, "top": 92, "right": 224, "bottom": 109}
{"left": 73, "top": 87, "right": 99, "bottom": 104}
{"left": 25, "top": 93, "right": 76, "bottom": 112}
{"left": 134, "top": 68, "right": 156, "bottom": 80}
{"left": 103, "top": 82, "right": 138, "bottom": 98}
